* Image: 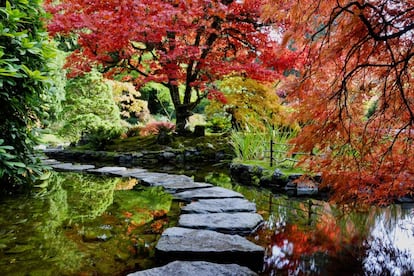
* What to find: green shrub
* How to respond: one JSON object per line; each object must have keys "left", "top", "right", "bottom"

{"left": 0, "top": 0, "right": 58, "bottom": 189}
{"left": 59, "top": 70, "right": 124, "bottom": 145}
{"left": 207, "top": 116, "right": 232, "bottom": 133}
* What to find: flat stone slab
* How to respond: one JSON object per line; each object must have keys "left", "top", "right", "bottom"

{"left": 128, "top": 261, "right": 257, "bottom": 276}
{"left": 162, "top": 181, "right": 213, "bottom": 193}
{"left": 155, "top": 227, "right": 263, "bottom": 271}
{"left": 87, "top": 166, "right": 127, "bottom": 175}
{"left": 144, "top": 174, "right": 194, "bottom": 187}
{"left": 181, "top": 198, "right": 256, "bottom": 214}
{"left": 50, "top": 163, "right": 95, "bottom": 172}
{"left": 108, "top": 168, "right": 148, "bottom": 177}
{"left": 178, "top": 212, "right": 263, "bottom": 235}
{"left": 40, "top": 159, "right": 61, "bottom": 165}
{"left": 173, "top": 186, "right": 244, "bottom": 201}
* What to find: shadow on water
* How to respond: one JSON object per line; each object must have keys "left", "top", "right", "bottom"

{"left": 0, "top": 172, "right": 180, "bottom": 276}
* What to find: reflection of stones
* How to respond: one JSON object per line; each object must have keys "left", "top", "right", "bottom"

{"left": 128, "top": 260, "right": 257, "bottom": 276}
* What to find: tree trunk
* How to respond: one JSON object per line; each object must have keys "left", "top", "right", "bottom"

{"left": 175, "top": 104, "right": 193, "bottom": 135}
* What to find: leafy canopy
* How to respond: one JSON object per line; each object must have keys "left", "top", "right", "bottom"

{"left": 44, "top": 0, "right": 300, "bottom": 133}
{"left": 263, "top": 0, "right": 414, "bottom": 204}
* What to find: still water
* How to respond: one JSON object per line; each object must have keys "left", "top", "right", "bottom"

{"left": 204, "top": 172, "right": 414, "bottom": 276}
{"left": 0, "top": 169, "right": 413, "bottom": 275}
{"left": 0, "top": 172, "right": 180, "bottom": 276}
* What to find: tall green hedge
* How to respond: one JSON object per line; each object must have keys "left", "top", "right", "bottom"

{"left": 0, "top": 0, "right": 56, "bottom": 190}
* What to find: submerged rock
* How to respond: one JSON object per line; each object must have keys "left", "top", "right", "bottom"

{"left": 128, "top": 260, "right": 257, "bottom": 276}
{"left": 155, "top": 227, "right": 264, "bottom": 271}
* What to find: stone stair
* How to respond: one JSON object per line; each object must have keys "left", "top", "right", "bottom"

{"left": 44, "top": 159, "right": 265, "bottom": 275}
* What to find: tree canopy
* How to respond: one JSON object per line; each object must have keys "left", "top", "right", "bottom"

{"left": 44, "top": 0, "right": 299, "bottom": 134}
{"left": 263, "top": 0, "right": 414, "bottom": 204}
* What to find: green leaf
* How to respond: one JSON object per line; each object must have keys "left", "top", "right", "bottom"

{"left": 3, "top": 161, "right": 26, "bottom": 168}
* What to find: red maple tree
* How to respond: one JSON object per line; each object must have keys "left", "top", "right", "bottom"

{"left": 263, "top": 0, "right": 414, "bottom": 205}
{"left": 44, "top": 0, "right": 299, "bottom": 134}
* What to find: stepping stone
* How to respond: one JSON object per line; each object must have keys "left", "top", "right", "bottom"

{"left": 128, "top": 261, "right": 257, "bottom": 276}
{"left": 162, "top": 182, "right": 213, "bottom": 194}
{"left": 174, "top": 186, "right": 244, "bottom": 201}
{"left": 178, "top": 212, "right": 263, "bottom": 235}
{"left": 50, "top": 163, "right": 95, "bottom": 172}
{"left": 87, "top": 166, "right": 127, "bottom": 175}
{"left": 148, "top": 174, "right": 194, "bottom": 187}
{"left": 181, "top": 198, "right": 256, "bottom": 214}
{"left": 108, "top": 168, "right": 148, "bottom": 177}
{"left": 155, "top": 227, "right": 263, "bottom": 271}
{"left": 40, "top": 159, "right": 61, "bottom": 165}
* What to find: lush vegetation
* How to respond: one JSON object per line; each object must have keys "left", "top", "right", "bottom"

{"left": 1, "top": 0, "right": 413, "bottom": 205}
{"left": 0, "top": 0, "right": 60, "bottom": 190}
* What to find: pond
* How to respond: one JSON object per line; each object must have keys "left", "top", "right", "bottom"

{"left": 203, "top": 171, "right": 414, "bottom": 276}
{"left": 1, "top": 165, "right": 413, "bottom": 275}
{"left": 0, "top": 172, "right": 180, "bottom": 276}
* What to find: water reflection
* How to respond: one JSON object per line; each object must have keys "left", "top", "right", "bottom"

{"left": 0, "top": 172, "right": 177, "bottom": 275}
{"left": 257, "top": 199, "right": 414, "bottom": 275}
{"left": 203, "top": 171, "right": 414, "bottom": 275}
{"left": 363, "top": 208, "right": 414, "bottom": 275}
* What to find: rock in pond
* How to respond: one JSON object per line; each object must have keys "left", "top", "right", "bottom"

{"left": 127, "top": 260, "right": 257, "bottom": 276}
{"left": 173, "top": 186, "right": 244, "bottom": 201}
{"left": 178, "top": 212, "right": 263, "bottom": 235}
{"left": 161, "top": 181, "right": 213, "bottom": 194}
{"left": 181, "top": 198, "right": 256, "bottom": 214}
{"left": 87, "top": 166, "right": 128, "bottom": 175}
{"left": 155, "top": 227, "right": 264, "bottom": 271}
{"left": 50, "top": 163, "right": 95, "bottom": 172}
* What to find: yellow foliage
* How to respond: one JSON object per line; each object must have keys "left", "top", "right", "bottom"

{"left": 206, "top": 77, "right": 298, "bottom": 131}
{"left": 106, "top": 79, "right": 150, "bottom": 122}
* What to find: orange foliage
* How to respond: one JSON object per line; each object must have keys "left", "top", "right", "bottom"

{"left": 262, "top": 0, "right": 414, "bottom": 205}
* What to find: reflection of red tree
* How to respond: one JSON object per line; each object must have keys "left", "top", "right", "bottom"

{"left": 262, "top": 220, "right": 348, "bottom": 274}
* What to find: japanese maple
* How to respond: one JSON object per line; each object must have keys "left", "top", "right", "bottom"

{"left": 263, "top": 0, "right": 414, "bottom": 204}
{"left": 44, "top": 0, "right": 298, "bottom": 134}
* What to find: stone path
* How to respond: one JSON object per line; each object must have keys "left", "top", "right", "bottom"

{"left": 43, "top": 159, "right": 264, "bottom": 275}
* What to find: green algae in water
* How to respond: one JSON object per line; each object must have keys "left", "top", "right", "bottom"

{"left": 0, "top": 172, "right": 177, "bottom": 275}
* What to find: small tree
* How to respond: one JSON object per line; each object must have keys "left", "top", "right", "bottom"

{"left": 59, "top": 70, "right": 124, "bottom": 148}
{"left": 206, "top": 76, "right": 297, "bottom": 130}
